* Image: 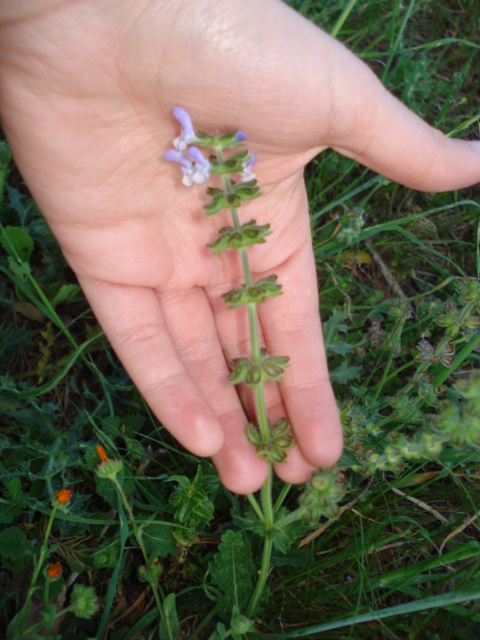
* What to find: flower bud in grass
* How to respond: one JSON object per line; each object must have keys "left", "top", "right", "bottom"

{"left": 96, "top": 444, "right": 109, "bottom": 463}
{"left": 45, "top": 561, "right": 62, "bottom": 580}
{"left": 53, "top": 488, "right": 71, "bottom": 509}
{"left": 69, "top": 584, "right": 99, "bottom": 620}
{"left": 95, "top": 458, "right": 123, "bottom": 480}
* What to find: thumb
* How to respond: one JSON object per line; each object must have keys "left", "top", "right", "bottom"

{"left": 318, "top": 35, "right": 480, "bottom": 192}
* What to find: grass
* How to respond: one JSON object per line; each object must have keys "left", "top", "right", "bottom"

{"left": 1, "top": 0, "right": 480, "bottom": 638}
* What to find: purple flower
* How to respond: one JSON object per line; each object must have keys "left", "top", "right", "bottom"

{"left": 235, "top": 131, "right": 246, "bottom": 142}
{"left": 172, "top": 107, "right": 198, "bottom": 151}
{"left": 164, "top": 146, "right": 210, "bottom": 187}
{"left": 240, "top": 155, "right": 256, "bottom": 183}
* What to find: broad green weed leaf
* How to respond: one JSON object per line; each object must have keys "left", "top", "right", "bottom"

{"left": 0, "top": 526, "right": 28, "bottom": 561}
{"left": 1, "top": 225, "right": 33, "bottom": 263}
{"left": 141, "top": 523, "right": 177, "bottom": 559}
{"left": 209, "top": 529, "right": 255, "bottom": 621}
{"left": 159, "top": 594, "right": 180, "bottom": 640}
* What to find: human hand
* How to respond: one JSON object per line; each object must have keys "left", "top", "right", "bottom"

{"left": 1, "top": 0, "right": 479, "bottom": 494}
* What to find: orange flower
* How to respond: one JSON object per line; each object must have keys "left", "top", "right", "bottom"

{"left": 96, "top": 445, "right": 109, "bottom": 464}
{"left": 55, "top": 488, "right": 72, "bottom": 506}
{"left": 46, "top": 561, "right": 62, "bottom": 580}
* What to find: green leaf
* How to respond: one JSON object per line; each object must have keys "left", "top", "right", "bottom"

{"left": 50, "top": 283, "right": 81, "bottom": 308}
{"left": 209, "top": 530, "right": 256, "bottom": 622}
{"left": 269, "top": 508, "right": 303, "bottom": 554}
{"left": 167, "top": 466, "right": 214, "bottom": 531}
{"left": 208, "top": 622, "right": 229, "bottom": 640}
{"left": 0, "top": 478, "right": 25, "bottom": 524}
{"left": 1, "top": 226, "right": 33, "bottom": 263}
{"left": 94, "top": 538, "right": 121, "bottom": 569}
{"left": 7, "top": 602, "right": 32, "bottom": 639}
{"left": 327, "top": 340, "right": 353, "bottom": 356}
{"left": 329, "top": 360, "right": 362, "bottom": 385}
{"left": 271, "top": 548, "right": 313, "bottom": 568}
{"left": 159, "top": 594, "right": 180, "bottom": 640}
{"left": 0, "top": 526, "right": 28, "bottom": 561}
{"left": 323, "top": 308, "right": 349, "bottom": 353}
{"left": 141, "top": 523, "right": 178, "bottom": 559}
{"left": 41, "top": 603, "right": 57, "bottom": 633}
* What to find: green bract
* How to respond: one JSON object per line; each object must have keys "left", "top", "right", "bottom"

{"left": 208, "top": 219, "right": 270, "bottom": 252}
{"left": 222, "top": 275, "right": 282, "bottom": 308}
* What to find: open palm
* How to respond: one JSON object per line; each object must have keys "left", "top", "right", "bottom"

{"left": 1, "top": 0, "right": 480, "bottom": 493}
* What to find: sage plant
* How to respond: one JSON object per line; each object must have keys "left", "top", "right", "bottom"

{"left": 164, "top": 108, "right": 344, "bottom": 619}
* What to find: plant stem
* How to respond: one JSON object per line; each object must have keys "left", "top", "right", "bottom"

{"left": 112, "top": 478, "right": 173, "bottom": 640}
{"left": 15, "top": 507, "right": 57, "bottom": 635}
{"left": 221, "top": 163, "right": 277, "bottom": 616}
{"left": 246, "top": 534, "right": 273, "bottom": 618}
{"left": 246, "top": 493, "right": 264, "bottom": 522}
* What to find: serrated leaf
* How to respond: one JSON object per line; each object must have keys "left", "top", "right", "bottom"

{"left": 141, "top": 523, "right": 177, "bottom": 559}
{"left": 167, "top": 466, "right": 214, "bottom": 530}
{"left": 269, "top": 508, "right": 303, "bottom": 554}
{"left": 51, "top": 283, "right": 81, "bottom": 308}
{"left": 330, "top": 360, "right": 362, "bottom": 385}
{"left": 323, "top": 308, "right": 349, "bottom": 353}
{"left": 95, "top": 474, "right": 134, "bottom": 508}
{"left": 209, "top": 530, "right": 255, "bottom": 621}
{"left": 327, "top": 340, "right": 353, "bottom": 356}
{"left": 0, "top": 526, "right": 28, "bottom": 561}
{"left": 1, "top": 226, "right": 33, "bottom": 263}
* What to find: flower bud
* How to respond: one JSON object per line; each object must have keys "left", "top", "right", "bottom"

{"left": 53, "top": 488, "right": 72, "bottom": 509}
{"left": 45, "top": 562, "right": 62, "bottom": 581}
{"left": 95, "top": 458, "right": 123, "bottom": 480}
{"left": 69, "top": 584, "right": 99, "bottom": 620}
